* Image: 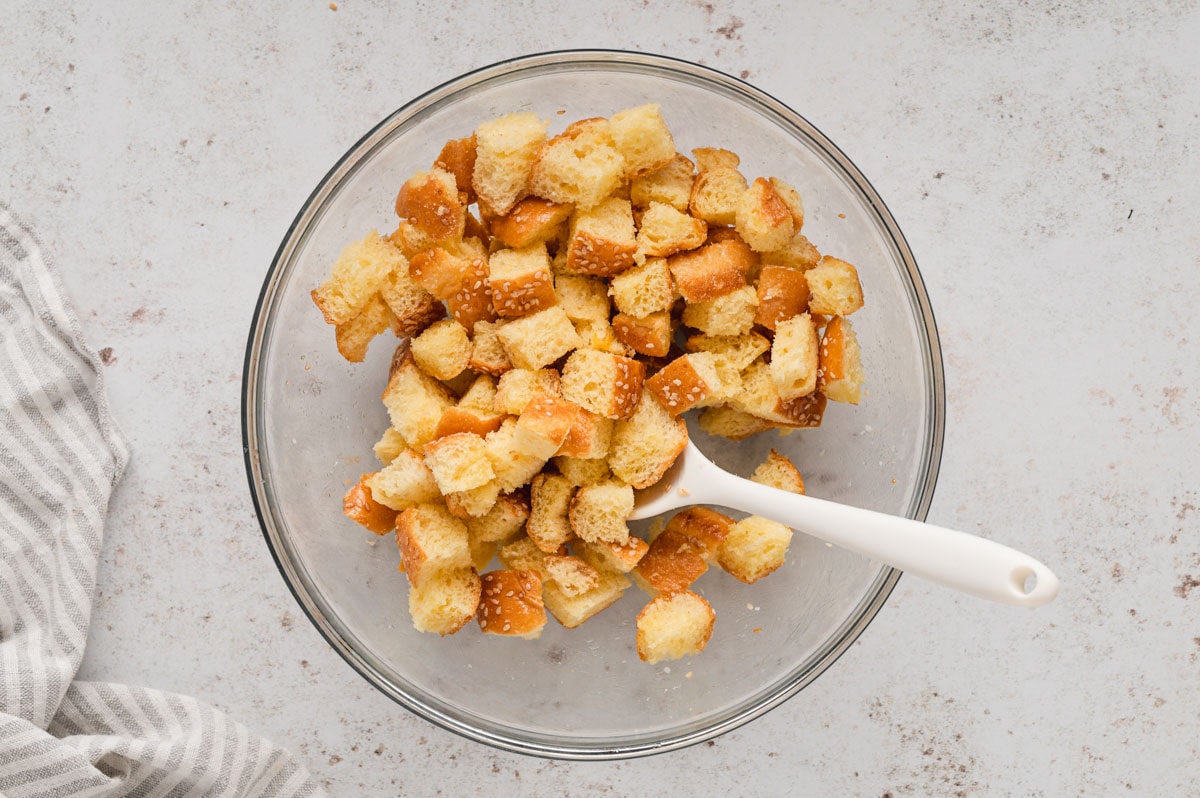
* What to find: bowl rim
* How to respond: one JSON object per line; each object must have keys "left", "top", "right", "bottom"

{"left": 242, "top": 48, "right": 946, "bottom": 760}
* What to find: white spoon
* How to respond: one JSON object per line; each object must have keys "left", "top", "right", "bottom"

{"left": 630, "top": 440, "right": 1059, "bottom": 607}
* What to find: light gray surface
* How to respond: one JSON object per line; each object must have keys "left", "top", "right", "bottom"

{"left": 3, "top": 1, "right": 1196, "bottom": 794}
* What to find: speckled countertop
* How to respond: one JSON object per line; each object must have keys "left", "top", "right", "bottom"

{"left": 4, "top": 2, "right": 1198, "bottom": 795}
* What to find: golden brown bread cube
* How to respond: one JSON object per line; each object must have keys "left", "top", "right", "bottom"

{"left": 477, "top": 569, "right": 547, "bottom": 638}
{"left": 472, "top": 111, "right": 548, "bottom": 216}
{"left": 567, "top": 482, "right": 634, "bottom": 544}
{"left": 564, "top": 197, "right": 638, "bottom": 278}
{"left": 612, "top": 311, "right": 673, "bottom": 358}
{"left": 365, "top": 449, "right": 442, "bottom": 511}
{"left": 636, "top": 202, "right": 707, "bottom": 259}
{"left": 754, "top": 265, "right": 810, "bottom": 331}
{"left": 734, "top": 177, "right": 795, "bottom": 253}
{"left": 410, "top": 318, "right": 471, "bottom": 381}
{"left": 395, "top": 167, "right": 466, "bottom": 244}
{"left": 488, "top": 243, "right": 557, "bottom": 318}
{"left": 530, "top": 118, "right": 625, "bottom": 210}
{"left": 717, "top": 516, "right": 793, "bottom": 584}
{"left": 769, "top": 313, "right": 820, "bottom": 401}
{"left": 312, "top": 231, "right": 405, "bottom": 326}
{"left": 559, "top": 348, "right": 647, "bottom": 420}
{"left": 395, "top": 503, "right": 474, "bottom": 588}
{"left": 635, "top": 590, "right": 716, "bottom": 663}
{"left": 490, "top": 197, "right": 573, "bottom": 249}
{"left": 495, "top": 305, "right": 583, "bottom": 370}
{"left": 607, "top": 388, "right": 689, "bottom": 489}
{"left": 609, "top": 104, "right": 676, "bottom": 178}
{"left": 528, "top": 472, "right": 576, "bottom": 553}
{"left": 630, "top": 153, "right": 695, "bottom": 211}
{"left": 750, "top": 449, "right": 806, "bottom": 495}
{"left": 409, "top": 567, "right": 482, "bottom": 636}
{"left": 342, "top": 473, "right": 399, "bottom": 535}
{"left": 645, "top": 352, "right": 726, "bottom": 416}
{"left": 446, "top": 257, "right": 498, "bottom": 331}
{"left": 432, "top": 135, "right": 477, "bottom": 203}
{"left": 806, "top": 256, "right": 864, "bottom": 316}
{"left": 818, "top": 315, "right": 865, "bottom": 404}
{"left": 608, "top": 257, "right": 675, "bottom": 318}
{"left": 667, "top": 239, "right": 753, "bottom": 304}
{"left": 381, "top": 344, "right": 456, "bottom": 448}
{"left": 334, "top": 294, "right": 394, "bottom": 363}
{"left": 468, "top": 320, "right": 513, "bottom": 376}
{"left": 680, "top": 285, "right": 758, "bottom": 337}
{"left": 494, "top": 368, "right": 562, "bottom": 415}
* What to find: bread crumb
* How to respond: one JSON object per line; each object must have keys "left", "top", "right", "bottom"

{"left": 677, "top": 487, "right": 690, "bottom": 496}
{"left": 685, "top": 671, "right": 693, "bottom": 678}
{"left": 753, "top": 627, "right": 762, "bottom": 633}
{"left": 329, "top": 1, "right": 337, "bottom": 8}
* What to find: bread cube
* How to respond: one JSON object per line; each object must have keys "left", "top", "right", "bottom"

{"left": 696, "top": 405, "right": 777, "bottom": 440}
{"left": 559, "top": 349, "right": 646, "bottom": 420}
{"left": 395, "top": 167, "right": 465, "bottom": 244}
{"left": 611, "top": 311, "right": 672, "bottom": 358}
{"left": 410, "top": 318, "right": 471, "bottom": 381}
{"left": 477, "top": 569, "right": 546, "bottom": 638}
{"left": 490, "top": 197, "right": 572, "bottom": 249}
{"left": 388, "top": 220, "right": 436, "bottom": 260}
{"left": 552, "top": 456, "right": 613, "bottom": 487}
{"left": 467, "top": 532, "right": 498, "bottom": 572}
{"left": 498, "top": 535, "right": 554, "bottom": 580}
{"left": 730, "top": 361, "right": 827, "bottom": 427}
{"left": 312, "top": 231, "right": 404, "bottom": 326}
{"left": 663, "top": 507, "right": 734, "bottom": 561}
{"left": 754, "top": 264, "right": 810, "bottom": 330}
{"left": 530, "top": 118, "right": 625, "bottom": 209}
{"left": 408, "top": 246, "right": 469, "bottom": 301}
{"left": 542, "top": 554, "right": 600, "bottom": 598}
{"left": 553, "top": 273, "right": 610, "bottom": 323}
{"left": 373, "top": 427, "right": 408, "bottom": 464}
{"left": 422, "top": 432, "right": 495, "bottom": 494}
{"left": 735, "top": 177, "right": 795, "bottom": 253}
{"left": 558, "top": 408, "right": 614, "bottom": 459}
{"left": 645, "top": 352, "right": 728, "bottom": 416}
{"left": 395, "top": 503, "right": 473, "bottom": 587}
{"left": 444, "top": 480, "right": 501, "bottom": 519}
{"left": 806, "top": 256, "right": 864, "bottom": 316}
{"left": 609, "top": 104, "right": 676, "bottom": 177}
{"left": 542, "top": 566, "right": 631, "bottom": 629}
{"left": 762, "top": 231, "right": 821, "bottom": 271}
{"left": 630, "top": 153, "right": 695, "bottom": 211}
{"left": 381, "top": 345, "right": 456, "bottom": 448}
{"left": 609, "top": 257, "right": 675, "bottom": 317}
{"left": 485, "top": 419, "right": 547, "bottom": 493}
{"left": 751, "top": 449, "right": 806, "bottom": 495}
{"left": 342, "top": 473, "right": 399, "bottom": 535}
{"left": 718, "top": 516, "right": 793, "bottom": 584}
{"left": 456, "top": 373, "right": 498, "bottom": 412}
{"left": 818, "top": 315, "right": 864, "bottom": 404}
{"left": 574, "top": 534, "right": 649, "bottom": 574}
{"left": 564, "top": 197, "right": 638, "bottom": 277}
{"left": 334, "top": 294, "right": 394, "bottom": 363}
{"left": 468, "top": 320, "right": 513, "bottom": 375}
{"left": 684, "top": 331, "right": 770, "bottom": 371}
{"left": 692, "top": 147, "right": 740, "bottom": 172}
{"left": 631, "top": 527, "right": 708, "bottom": 596}
{"left": 636, "top": 202, "right": 707, "bottom": 259}
{"left": 514, "top": 393, "right": 582, "bottom": 459}
{"left": 488, "top": 243, "right": 557, "bottom": 318}
{"left": 472, "top": 111, "right": 548, "bottom": 216}
{"left": 465, "top": 492, "right": 530, "bottom": 543}
{"left": 409, "top": 567, "right": 482, "bottom": 636}
{"left": 494, "top": 368, "right": 562, "bottom": 415}
{"left": 667, "top": 239, "right": 752, "bottom": 303}
{"left": 681, "top": 285, "right": 758, "bottom": 336}
{"left": 768, "top": 177, "right": 805, "bottom": 229}
{"left": 495, "top": 305, "right": 582, "bottom": 370}
{"left": 769, "top": 313, "right": 819, "bottom": 400}
{"left": 432, "top": 135, "right": 477, "bottom": 203}
{"left": 608, "top": 389, "right": 688, "bottom": 488}
{"left": 568, "top": 482, "right": 634, "bottom": 544}
{"left": 635, "top": 590, "right": 716, "bottom": 663}
{"left": 365, "top": 449, "right": 442, "bottom": 511}
{"left": 380, "top": 265, "right": 444, "bottom": 339}
{"left": 689, "top": 164, "right": 748, "bottom": 226}
{"left": 432, "top": 407, "right": 505, "bottom": 441}
{"left": 446, "top": 256, "right": 497, "bottom": 331}
{"left": 528, "top": 473, "right": 576, "bottom": 553}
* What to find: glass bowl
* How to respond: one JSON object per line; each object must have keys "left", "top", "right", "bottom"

{"left": 242, "top": 50, "right": 944, "bottom": 759}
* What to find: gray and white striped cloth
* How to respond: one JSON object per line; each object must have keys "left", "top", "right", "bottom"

{"left": 0, "top": 205, "right": 326, "bottom": 797}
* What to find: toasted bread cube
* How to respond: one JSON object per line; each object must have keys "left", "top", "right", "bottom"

{"left": 667, "top": 239, "right": 753, "bottom": 304}
{"left": 718, "top": 516, "right": 793, "bottom": 583}
{"left": 692, "top": 147, "right": 740, "bottom": 172}
{"left": 488, "top": 243, "right": 557, "bottom": 318}
{"left": 762, "top": 231, "right": 821, "bottom": 271}
{"left": 312, "top": 231, "right": 404, "bottom": 326}
{"left": 408, "top": 247, "right": 469, "bottom": 301}
{"left": 342, "top": 473, "right": 399, "bottom": 535}
{"left": 528, "top": 473, "right": 576, "bottom": 553}
{"left": 610, "top": 104, "right": 676, "bottom": 177}
{"left": 818, "top": 315, "right": 864, "bottom": 404}
{"left": 365, "top": 449, "right": 442, "bottom": 511}
{"left": 684, "top": 331, "right": 770, "bottom": 371}
{"left": 447, "top": 256, "right": 497, "bottom": 331}
{"left": 466, "top": 492, "right": 530, "bottom": 543}
{"left": 574, "top": 535, "right": 649, "bottom": 573}
{"left": 457, "top": 373, "right": 498, "bottom": 412}
{"left": 806, "top": 256, "right": 864, "bottom": 316}
{"left": 380, "top": 266, "right": 445, "bottom": 339}
{"left": 530, "top": 118, "right": 625, "bottom": 210}
{"left": 735, "top": 177, "right": 795, "bottom": 253}
{"left": 635, "top": 590, "right": 716, "bottom": 663}
{"left": 730, "top": 361, "right": 827, "bottom": 427}
{"left": 552, "top": 456, "right": 613, "bottom": 487}
{"left": 445, "top": 480, "right": 501, "bottom": 519}
{"left": 382, "top": 345, "right": 456, "bottom": 448}
{"left": 432, "top": 407, "right": 505, "bottom": 441}
{"left": 568, "top": 482, "right": 634, "bottom": 544}
{"left": 608, "top": 389, "right": 688, "bottom": 489}
{"left": 422, "top": 432, "right": 494, "bottom": 494}
{"left": 751, "top": 449, "right": 806, "bottom": 495}
{"left": 558, "top": 408, "right": 614, "bottom": 459}
{"left": 630, "top": 153, "right": 695, "bottom": 211}
{"left": 571, "top": 316, "right": 634, "bottom": 357}
{"left": 609, "top": 257, "right": 675, "bottom": 318}
{"left": 395, "top": 503, "right": 473, "bottom": 587}
{"left": 490, "top": 197, "right": 573, "bottom": 249}
{"left": 467, "top": 532, "right": 498, "bottom": 572}
{"left": 410, "top": 318, "right": 471, "bottom": 381}
{"left": 494, "top": 368, "right": 562, "bottom": 415}
{"left": 681, "top": 285, "right": 758, "bottom": 336}
{"left": 632, "top": 528, "right": 709, "bottom": 596}
{"left": 542, "top": 567, "right": 631, "bottom": 629}
{"left": 388, "top": 220, "right": 437, "bottom": 260}
{"left": 664, "top": 507, "right": 734, "bottom": 561}
{"left": 514, "top": 393, "right": 582, "bottom": 459}
{"left": 543, "top": 554, "right": 600, "bottom": 598}
{"left": 560, "top": 349, "right": 646, "bottom": 420}
{"left": 768, "top": 177, "right": 805, "bottom": 229}
{"left": 495, "top": 305, "right": 582, "bottom": 370}
{"left": 498, "top": 535, "right": 554, "bottom": 580}
{"left": 485, "top": 419, "right": 547, "bottom": 493}
{"left": 373, "top": 427, "right": 408, "bottom": 464}
{"left": 612, "top": 312, "right": 673, "bottom": 358}
{"left": 395, "top": 167, "right": 466, "bottom": 244}
{"left": 755, "top": 265, "right": 810, "bottom": 330}
{"left": 477, "top": 569, "right": 546, "bottom": 638}
{"left": 472, "top": 111, "right": 548, "bottom": 216}
{"left": 553, "top": 273, "right": 610, "bottom": 323}
{"left": 433, "top": 135, "right": 477, "bottom": 203}
{"left": 409, "top": 567, "right": 482, "bottom": 636}
{"left": 770, "top": 313, "right": 819, "bottom": 400}
{"left": 697, "top": 405, "right": 777, "bottom": 440}
{"left": 645, "top": 352, "right": 728, "bottom": 416}
{"left": 469, "top": 320, "right": 513, "bottom": 376}
{"left": 334, "top": 295, "right": 394, "bottom": 362}
{"left": 689, "top": 165, "right": 748, "bottom": 226}
{"left": 564, "top": 197, "right": 638, "bottom": 277}
{"left": 636, "top": 201, "right": 708, "bottom": 259}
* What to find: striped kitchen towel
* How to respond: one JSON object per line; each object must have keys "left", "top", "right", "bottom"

{"left": 0, "top": 204, "right": 326, "bottom": 797}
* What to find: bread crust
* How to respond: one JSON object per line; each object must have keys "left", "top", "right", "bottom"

{"left": 342, "top": 473, "right": 399, "bottom": 535}
{"left": 667, "top": 239, "right": 753, "bottom": 303}
{"left": 476, "top": 569, "right": 547, "bottom": 638}
{"left": 490, "top": 197, "right": 573, "bottom": 249}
